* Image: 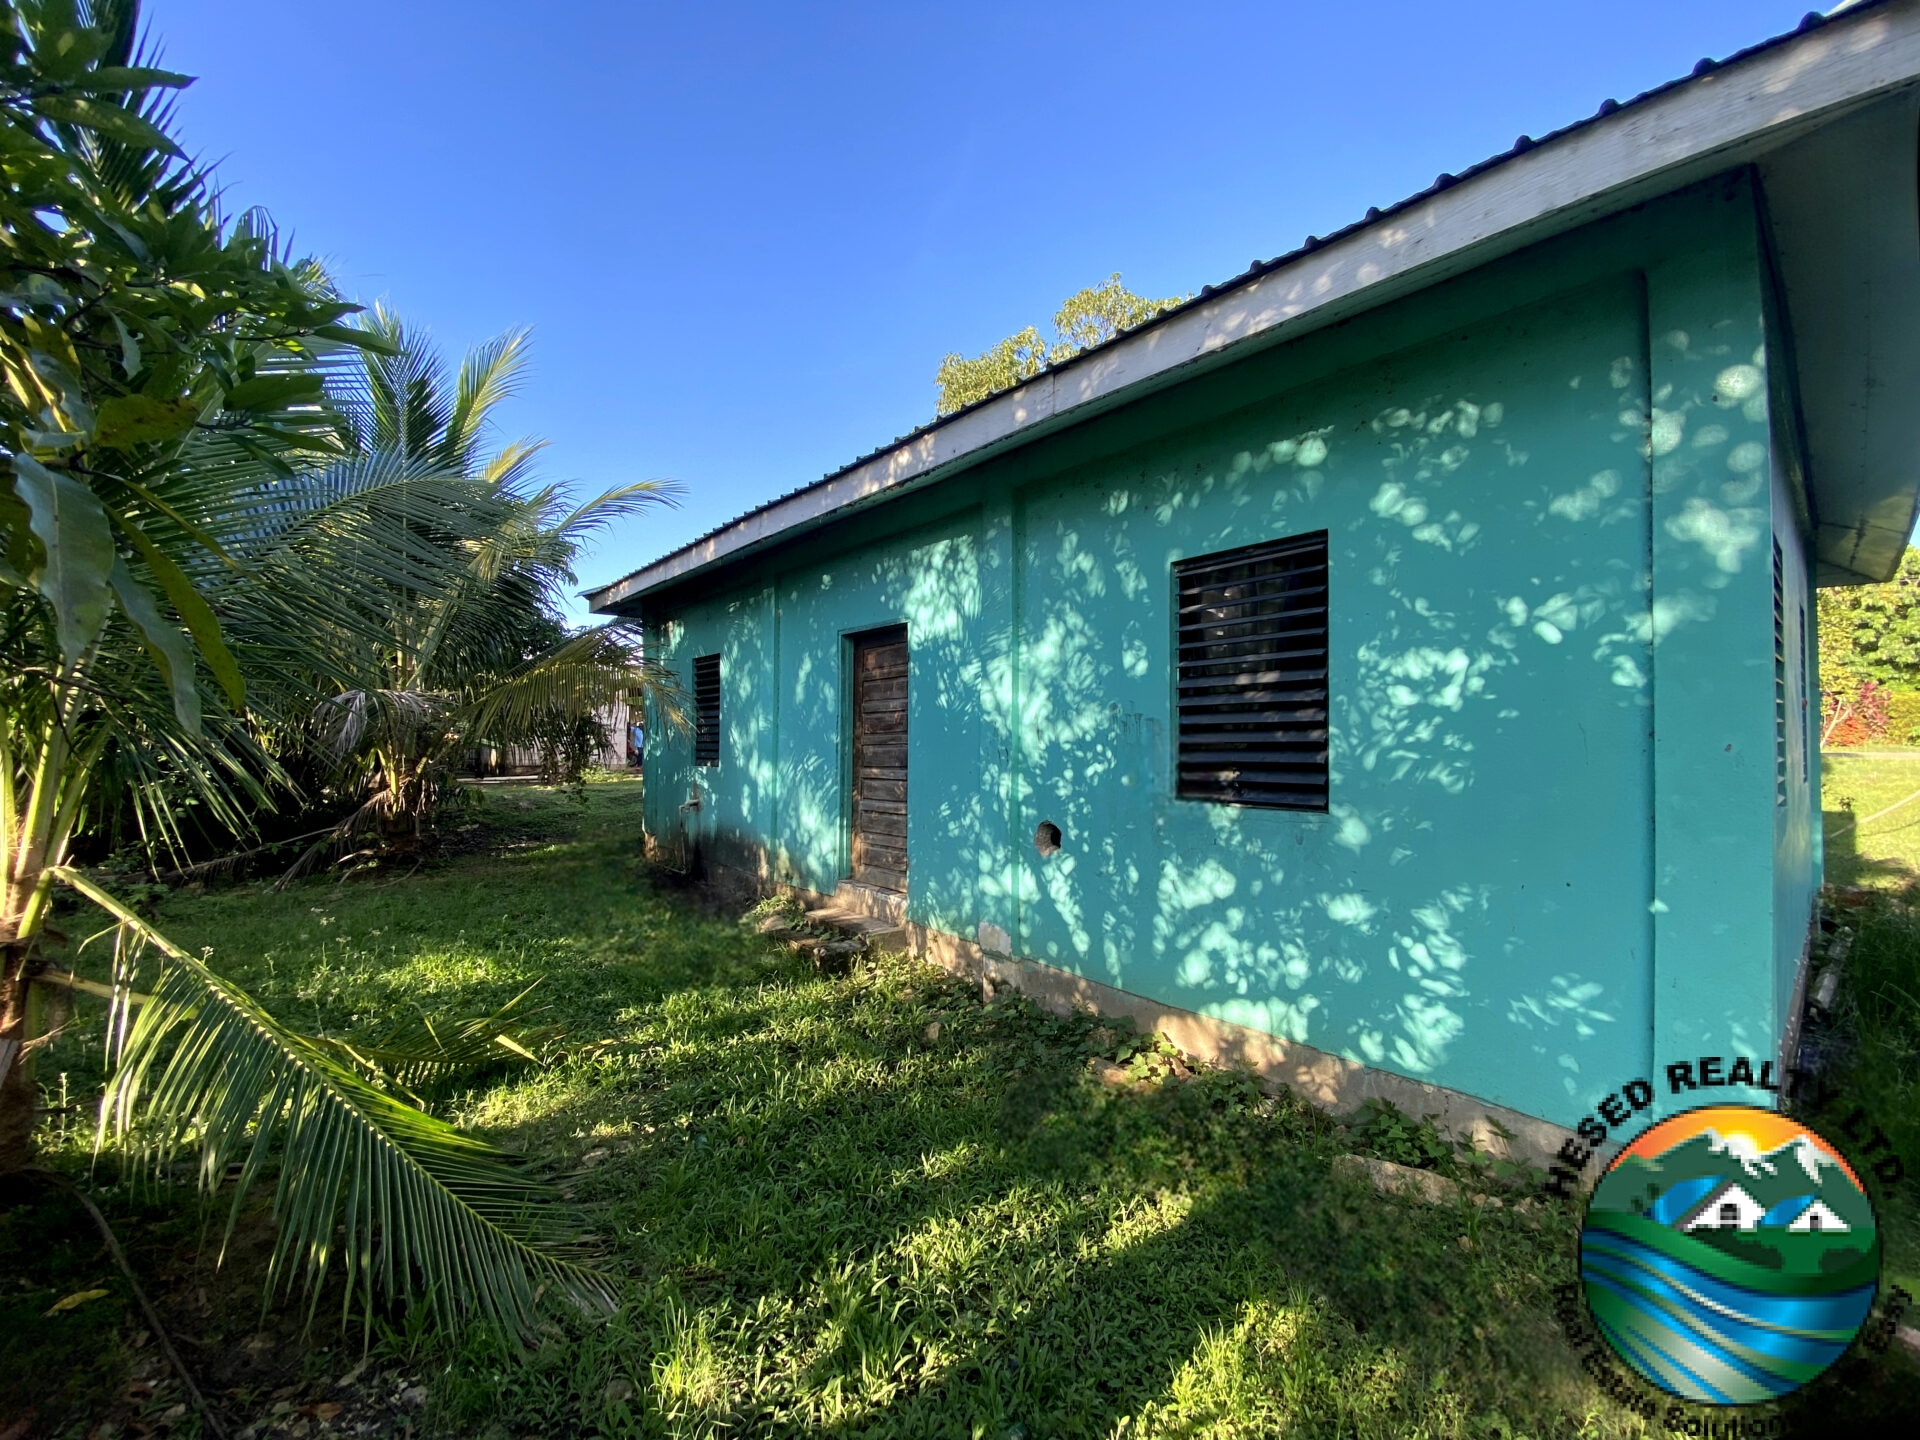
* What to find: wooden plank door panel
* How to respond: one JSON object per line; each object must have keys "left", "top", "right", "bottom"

{"left": 851, "top": 627, "right": 908, "bottom": 892}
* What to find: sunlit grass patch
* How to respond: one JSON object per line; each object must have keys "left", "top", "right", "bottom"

{"left": 1097, "top": 1187, "right": 1198, "bottom": 1258}
{"left": 1116, "top": 1295, "right": 1465, "bottom": 1439}
{"left": 649, "top": 1302, "right": 737, "bottom": 1421}
{"left": 1823, "top": 749, "right": 1920, "bottom": 889}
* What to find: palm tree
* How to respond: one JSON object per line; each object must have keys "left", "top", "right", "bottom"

{"left": 292, "top": 309, "right": 675, "bottom": 871}
{"left": 3, "top": 0, "right": 618, "bottom": 1345}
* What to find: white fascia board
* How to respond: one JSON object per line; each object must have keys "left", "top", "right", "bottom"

{"left": 588, "top": 0, "right": 1920, "bottom": 614}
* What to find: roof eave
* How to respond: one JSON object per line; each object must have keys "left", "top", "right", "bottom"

{"left": 1759, "top": 87, "right": 1920, "bottom": 585}
{"left": 588, "top": 0, "right": 1920, "bottom": 614}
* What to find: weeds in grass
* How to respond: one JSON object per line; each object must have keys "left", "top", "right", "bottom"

{"left": 1346, "top": 1099, "right": 1454, "bottom": 1172}
{"left": 1814, "top": 895, "right": 1920, "bottom": 1302}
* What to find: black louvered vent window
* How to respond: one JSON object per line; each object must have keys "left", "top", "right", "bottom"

{"left": 1773, "top": 541, "right": 1787, "bottom": 806}
{"left": 693, "top": 653, "right": 721, "bottom": 767}
{"left": 1798, "top": 601, "right": 1810, "bottom": 782}
{"left": 1174, "top": 530, "right": 1330, "bottom": 810}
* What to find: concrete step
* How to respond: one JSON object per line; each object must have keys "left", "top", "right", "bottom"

{"left": 792, "top": 907, "right": 911, "bottom": 958}
{"left": 827, "top": 883, "right": 906, "bottom": 926}
{"left": 804, "top": 908, "right": 896, "bottom": 935}
{"left": 744, "top": 902, "right": 912, "bottom": 967}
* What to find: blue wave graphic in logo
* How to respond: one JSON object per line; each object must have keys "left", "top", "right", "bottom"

{"left": 1645, "top": 1175, "right": 1719, "bottom": 1228}
{"left": 1580, "top": 1228, "right": 1877, "bottom": 1404}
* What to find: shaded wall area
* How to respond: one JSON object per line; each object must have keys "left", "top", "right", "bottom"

{"left": 639, "top": 173, "right": 1818, "bottom": 1130}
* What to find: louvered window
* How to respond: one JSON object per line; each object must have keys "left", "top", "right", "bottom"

{"left": 1798, "top": 600, "right": 1809, "bottom": 782}
{"left": 693, "top": 653, "right": 721, "bottom": 767}
{"left": 1773, "top": 541, "right": 1786, "bottom": 806}
{"left": 1174, "top": 531, "right": 1330, "bottom": 810}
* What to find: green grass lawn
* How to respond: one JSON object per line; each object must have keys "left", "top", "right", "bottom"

{"left": 7, "top": 780, "right": 1918, "bottom": 1437}
{"left": 1823, "top": 749, "right": 1920, "bottom": 889}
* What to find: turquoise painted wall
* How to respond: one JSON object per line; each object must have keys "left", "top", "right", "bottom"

{"left": 637, "top": 173, "right": 1820, "bottom": 1130}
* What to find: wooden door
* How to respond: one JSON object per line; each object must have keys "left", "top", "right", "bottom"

{"left": 850, "top": 626, "right": 908, "bottom": 892}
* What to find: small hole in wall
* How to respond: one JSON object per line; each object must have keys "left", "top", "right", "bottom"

{"left": 1034, "top": 821, "right": 1062, "bottom": 857}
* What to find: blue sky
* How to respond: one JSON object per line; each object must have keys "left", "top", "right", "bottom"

{"left": 151, "top": 0, "right": 1820, "bottom": 620}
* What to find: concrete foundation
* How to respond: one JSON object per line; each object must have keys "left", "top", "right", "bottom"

{"left": 713, "top": 861, "right": 1575, "bottom": 1169}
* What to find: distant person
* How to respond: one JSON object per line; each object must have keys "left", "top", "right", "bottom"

{"left": 629, "top": 723, "right": 645, "bottom": 768}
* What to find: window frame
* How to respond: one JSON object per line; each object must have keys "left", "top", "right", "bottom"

{"left": 692, "top": 652, "right": 722, "bottom": 768}
{"left": 1772, "top": 539, "right": 1787, "bottom": 808}
{"left": 1170, "top": 529, "right": 1331, "bottom": 813}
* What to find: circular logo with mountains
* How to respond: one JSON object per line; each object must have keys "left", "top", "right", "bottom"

{"left": 1579, "top": 1103, "right": 1879, "bottom": 1406}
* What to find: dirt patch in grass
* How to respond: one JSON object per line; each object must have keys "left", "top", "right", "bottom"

{"left": 0, "top": 1174, "right": 446, "bottom": 1439}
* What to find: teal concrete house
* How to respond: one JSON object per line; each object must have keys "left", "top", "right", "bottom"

{"left": 590, "top": 3, "right": 1920, "bottom": 1155}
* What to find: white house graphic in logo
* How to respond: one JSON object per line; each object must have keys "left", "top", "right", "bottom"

{"left": 1679, "top": 1177, "right": 1855, "bottom": 1235}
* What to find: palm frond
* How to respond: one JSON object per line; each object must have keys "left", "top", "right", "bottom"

{"left": 465, "top": 623, "right": 683, "bottom": 742}
{"left": 311, "top": 984, "right": 560, "bottom": 1101}
{"left": 58, "top": 868, "right": 615, "bottom": 1346}
{"left": 354, "top": 306, "right": 453, "bottom": 463}
{"left": 307, "top": 688, "right": 453, "bottom": 768}
{"left": 477, "top": 437, "right": 547, "bottom": 492}
{"left": 272, "top": 793, "right": 395, "bottom": 886}
{"left": 550, "top": 478, "right": 680, "bottom": 542}
{"left": 447, "top": 328, "right": 531, "bottom": 471}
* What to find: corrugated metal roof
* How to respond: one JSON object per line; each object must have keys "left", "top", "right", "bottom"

{"left": 587, "top": 2, "right": 1894, "bottom": 609}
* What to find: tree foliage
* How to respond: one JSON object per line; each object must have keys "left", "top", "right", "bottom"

{"left": 1818, "top": 546, "right": 1920, "bottom": 699}
{"left": 2, "top": 0, "right": 628, "bottom": 1346}
{"left": 2, "top": 0, "right": 361, "bottom": 706}
{"left": 4, "top": 0, "right": 381, "bottom": 1175}
{"left": 933, "top": 273, "right": 1185, "bottom": 416}
{"left": 289, "top": 309, "right": 675, "bottom": 869}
